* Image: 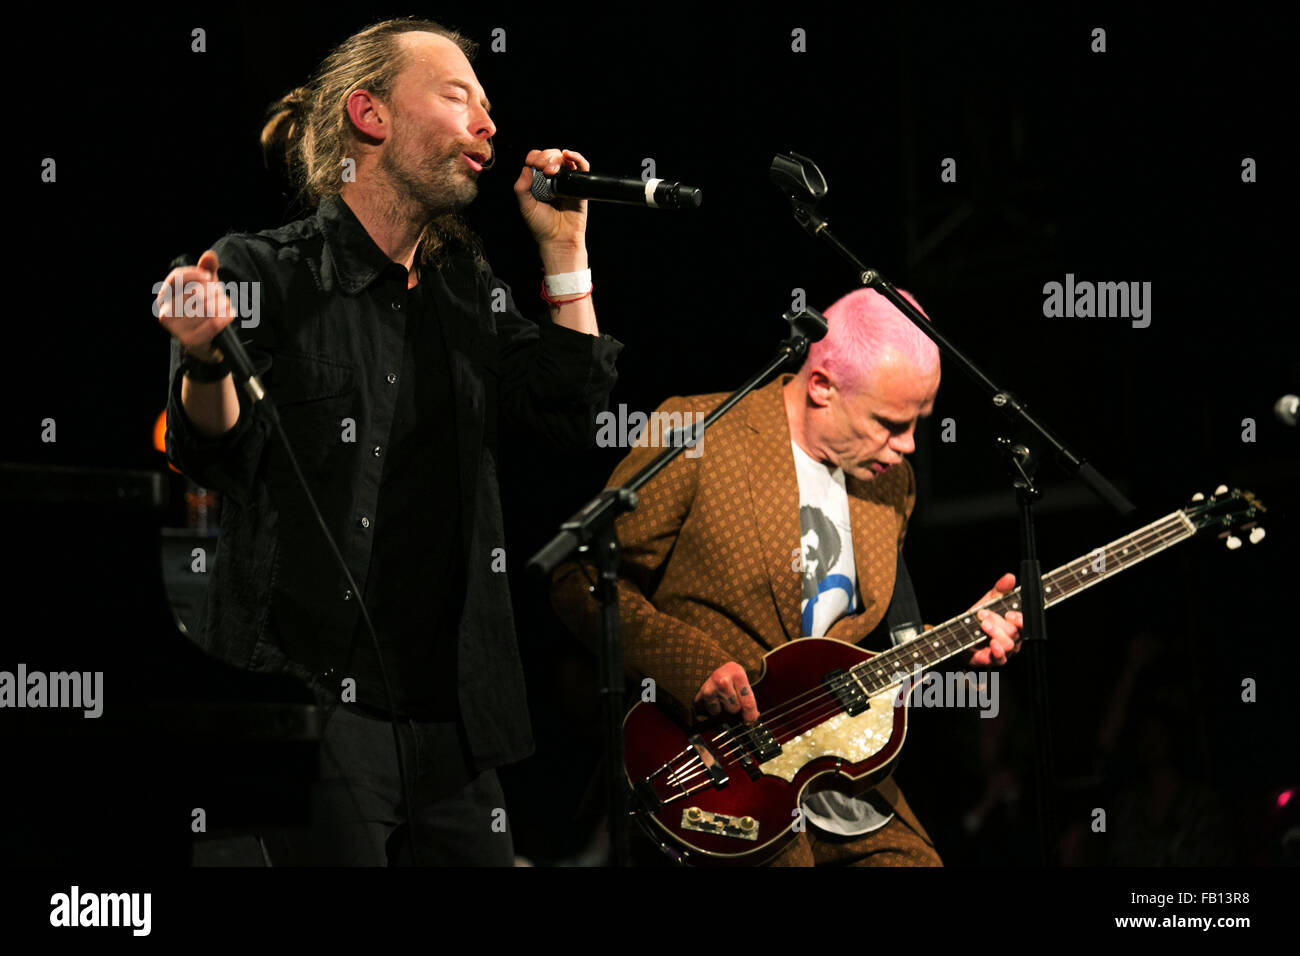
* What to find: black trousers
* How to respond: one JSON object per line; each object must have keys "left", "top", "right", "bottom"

{"left": 258, "top": 702, "right": 515, "bottom": 866}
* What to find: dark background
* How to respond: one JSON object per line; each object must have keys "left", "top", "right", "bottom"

{"left": 6, "top": 2, "right": 1297, "bottom": 866}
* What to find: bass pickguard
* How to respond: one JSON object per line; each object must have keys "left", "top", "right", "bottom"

{"left": 757, "top": 689, "right": 898, "bottom": 782}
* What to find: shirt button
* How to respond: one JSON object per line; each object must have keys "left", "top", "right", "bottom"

{"left": 392, "top": 300, "right": 402, "bottom": 311}
{"left": 342, "top": 589, "right": 353, "bottom": 601}
{"left": 359, "top": 515, "right": 371, "bottom": 529}
{"left": 386, "top": 372, "right": 397, "bottom": 384}
{"left": 372, "top": 445, "right": 382, "bottom": 458}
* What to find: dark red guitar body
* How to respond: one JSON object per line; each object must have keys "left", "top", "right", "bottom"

{"left": 624, "top": 638, "right": 908, "bottom": 866}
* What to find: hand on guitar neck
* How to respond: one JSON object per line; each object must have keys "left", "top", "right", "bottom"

{"left": 691, "top": 572, "right": 1024, "bottom": 724}
{"left": 960, "top": 572, "right": 1025, "bottom": 668}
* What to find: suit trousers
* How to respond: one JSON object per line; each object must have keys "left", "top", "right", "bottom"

{"left": 767, "top": 783, "right": 942, "bottom": 867}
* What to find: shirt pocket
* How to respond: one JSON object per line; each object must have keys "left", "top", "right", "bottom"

{"left": 265, "top": 351, "right": 357, "bottom": 472}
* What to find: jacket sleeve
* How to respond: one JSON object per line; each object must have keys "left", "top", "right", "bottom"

{"left": 478, "top": 257, "right": 623, "bottom": 449}
{"left": 163, "top": 235, "right": 274, "bottom": 507}
{"left": 550, "top": 395, "right": 732, "bottom": 726}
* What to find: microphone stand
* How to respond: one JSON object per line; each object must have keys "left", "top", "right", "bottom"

{"left": 769, "top": 152, "right": 1136, "bottom": 865}
{"left": 528, "top": 308, "right": 829, "bottom": 867}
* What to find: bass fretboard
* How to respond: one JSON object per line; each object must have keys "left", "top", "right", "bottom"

{"left": 849, "top": 510, "right": 1197, "bottom": 694}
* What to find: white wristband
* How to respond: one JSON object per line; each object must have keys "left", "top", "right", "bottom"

{"left": 543, "top": 269, "right": 592, "bottom": 297}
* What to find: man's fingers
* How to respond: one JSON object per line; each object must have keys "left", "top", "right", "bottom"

{"left": 523, "top": 147, "right": 571, "bottom": 176}
{"left": 156, "top": 266, "right": 208, "bottom": 303}
{"left": 979, "top": 610, "right": 1013, "bottom": 642}
{"left": 692, "top": 684, "right": 720, "bottom": 714}
{"left": 155, "top": 259, "right": 239, "bottom": 355}
{"left": 537, "top": 149, "right": 565, "bottom": 174}
{"left": 206, "top": 289, "right": 237, "bottom": 337}
{"left": 197, "top": 249, "right": 220, "bottom": 277}
{"left": 715, "top": 674, "right": 742, "bottom": 714}
{"left": 967, "top": 573, "right": 1018, "bottom": 613}
{"left": 977, "top": 608, "right": 1021, "bottom": 660}
{"left": 561, "top": 149, "right": 590, "bottom": 172}
{"left": 695, "top": 663, "right": 759, "bottom": 721}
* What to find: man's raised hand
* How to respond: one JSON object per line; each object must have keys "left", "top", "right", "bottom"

{"left": 155, "top": 249, "right": 238, "bottom": 363}
{"left": 513, "top": 147, "right": 590, "bottom": 253}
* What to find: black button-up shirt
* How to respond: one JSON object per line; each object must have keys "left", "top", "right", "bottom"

{"left": 165, "top": 193, "right": 623, "bottom": 770}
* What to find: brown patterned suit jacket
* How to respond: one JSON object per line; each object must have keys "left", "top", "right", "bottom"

{"left": 551, "top": 373, "right": 930, "bottom": 834}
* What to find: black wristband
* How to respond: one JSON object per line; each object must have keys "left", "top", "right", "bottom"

{"left": 181, "top": 350, "right": 231, "bottom": 383}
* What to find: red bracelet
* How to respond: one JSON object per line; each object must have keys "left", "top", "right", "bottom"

{"left": 540, "top": 280, "right": 593, "bottom": 306}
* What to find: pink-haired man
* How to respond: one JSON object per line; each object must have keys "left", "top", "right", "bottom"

{"left": 553, "top": 287, "right": 1023, "bottom": 866}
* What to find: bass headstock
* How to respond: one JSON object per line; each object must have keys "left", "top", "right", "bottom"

{"left": 1183, "top": 485, "right": 1267, "bottom": 549}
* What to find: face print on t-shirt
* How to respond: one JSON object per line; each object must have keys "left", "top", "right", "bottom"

{"left": 792, "top": 440, "right": 862, "bottom": 637}
{"left": 800, "top": 504, "right": 856, "bottom": 636}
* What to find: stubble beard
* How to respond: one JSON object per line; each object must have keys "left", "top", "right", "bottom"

{"left": 380, "top": 132, "right": 479, "bottom": 226}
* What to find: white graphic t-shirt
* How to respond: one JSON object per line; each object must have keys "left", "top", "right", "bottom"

{"left": 791, "top": 440, "right": 895, "bottom": 837}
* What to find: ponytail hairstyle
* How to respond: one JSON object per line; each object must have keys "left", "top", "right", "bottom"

{"left": 260, "top": 18, "right": 485, "bottom": 269}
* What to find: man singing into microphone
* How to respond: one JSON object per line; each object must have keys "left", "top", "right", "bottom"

{"left": 156, "top": 18, "right": 622, "bottom": 865}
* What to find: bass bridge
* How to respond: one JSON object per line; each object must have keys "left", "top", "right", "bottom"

{"left": 631, "top": 721, "right": 783, "bottom": 812}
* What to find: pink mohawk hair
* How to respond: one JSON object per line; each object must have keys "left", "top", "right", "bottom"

{"left": 803, "top": 287, "right": 940, "bottom": 394}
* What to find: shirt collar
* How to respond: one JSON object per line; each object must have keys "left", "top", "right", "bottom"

{"left": 317, "top": 193, "right": 409, "bottom": 295}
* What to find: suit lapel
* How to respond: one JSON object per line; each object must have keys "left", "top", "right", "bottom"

{"left": 746, "top": 375, "right": 904, "bottom": 646}
{"left": 832, "top": 465, "right": 904, "bottom": 642}
{"left": 745, "top": 376, "right": 803, "bottom": 645}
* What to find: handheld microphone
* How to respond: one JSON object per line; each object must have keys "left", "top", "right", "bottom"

{"left": 168, "top": 253, "right": 270, "bottom": 405}
{"left": 211, "top": 326, "right": 268, "bottom": 405}
{"left": 530, "top": 168, "right": 702, "bottom": 209}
